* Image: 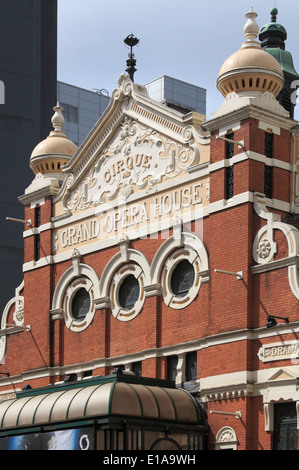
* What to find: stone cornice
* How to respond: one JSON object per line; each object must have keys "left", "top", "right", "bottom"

{"left": 204, "top": 92, "right": 297, "bottom": 133}
{"left": 18, "top": 181, "right": 61, "bottom": 206}
{"left": 251, "top": 255, "right": 299, "bottom": 274}
{"left": 2, "top": 322, "right": 299, "bottom": 389}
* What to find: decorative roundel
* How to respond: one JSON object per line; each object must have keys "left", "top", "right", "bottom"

{"left": 63, "top": 277, "right": 95, "bottom": 331}
{"left": 252, "top": 228, "right": 276, "bottom": 265}
{"left": 161, "top": 248, "right": 201, "bottom": 309}
{"left": 109, "top": 264, "right": 145, "bottom": 321}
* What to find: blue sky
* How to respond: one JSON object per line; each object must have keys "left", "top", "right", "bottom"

{"left": 57, "top": 0, "right": 299, "bottom": 119}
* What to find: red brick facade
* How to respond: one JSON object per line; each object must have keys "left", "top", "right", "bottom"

{"left": 1, "top": 14, "right": 299, "bottom": 450}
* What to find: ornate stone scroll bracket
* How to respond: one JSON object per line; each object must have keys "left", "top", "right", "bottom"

{"left": 118, "top": 233, "right": 130, "bottom": 262}
{"left": 252, "top": 192, "right": 299, "bottom": 300}
{"left": 111, "top": 73, "right": 148, "bottom": 103}
{"left": 71, "top": 248, "right": 81, "bottom": 276}
{"left": 252, "top": 192, "right": 279, "bottom": 264}
{"left": 253, "top": 191, "right": 281, "bottom": 223}
{"left": 0, "top": 281, "right": 27, "bottom": 363}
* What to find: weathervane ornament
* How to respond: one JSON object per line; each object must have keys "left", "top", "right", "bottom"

{"left": 124, "top": 34, "right": 139, "bottom": 82}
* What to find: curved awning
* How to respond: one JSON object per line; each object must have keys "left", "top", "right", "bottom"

{"left": 0, "top": 377, "right": 202, "bottom": 432}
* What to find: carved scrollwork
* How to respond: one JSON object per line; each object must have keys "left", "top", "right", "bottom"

{"left": 215, "top": 426, "right": 237, "bottom": 448}
{"left": 64, "top": 118, "right": 200, "bottom": 211}
{"left": 218, "top": 429, "right": 235, "bottom": 442}
{"left": 256, "top": 238, "right": 272, "bottom": 260}
{"left": 183, "top": 125, "right": 194, "bottom": 142}
{"left": 64, "top": 173, "right": 97, "bottom": 211}
{"left": 66, "top": 173, "right": 74, "bottom": 188}
{"left": 112, "top": 73, "right": 134, "bottom": 102}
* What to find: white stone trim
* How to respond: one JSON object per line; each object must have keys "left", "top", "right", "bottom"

{"left": 215, "top": 427, "right": 238, "bottom": 450}
{"left": 22, "top": 192, "right": 292, "bottom": 273}
{"left": 160, "top": 248, "right": 205, "bottom": 309}
{"left": 4, "top": 323, "right": 299, "bottom": 393}
{"left": 257, "top": 340, "right": 299, "bottom": 363}
{"left": 23, "top": 222, "right": 53, "bottom": 238}
{"left": 0, "top": 281, "right": 25, "bottom": 363}
{"left": 30, "top": 198, "right": 45, "bottom": 209}
{"left": 260, "top": 368, "right": 299, "bottom": 431}
{"left": 218, "top": 122, "right": 241, "bottom": 137}
{"left": 251, "top": 255, "right": 299, "bottom": 274}
{"left": 252, "top": 196, "right": 299, "bottom": 300}
{"left": 56, "top": 74, "right": 208, "bottom": 205}
{"left": 62, "top": 276, "right": 96, "bottom": 331}
{"left": 151, "top": 225, "right": 209, "bottom": 283}
{"left": 207, "top": 91, "right": 293, "bottom": 131}
{"left": 259, "top": 120, "right": 281, "bottom": 136}
{"left": 99, "top": 241, "right": 151, "bottom": 298}
{"left": 209, "top": 150, "right": 292, "bottom": 174}
{"left": 51, "top": 250, "right": 101, "bottom": 332}
{"left": 151, "top": 225, "right": 209, "bottom": 309}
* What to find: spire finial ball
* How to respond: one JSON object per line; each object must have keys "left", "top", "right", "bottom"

{"left": 271, "top": 7, "right": 278, "bottom": 22}
{"left": 243, "top": 8, "right": 259, "bottom": 42}
{"left": 51, "top": 102, "right": 65, "bottom": 133}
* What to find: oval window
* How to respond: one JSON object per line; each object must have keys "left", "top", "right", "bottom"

{"left": 171, "top": 260, "right": 195, "bottom": 297}
{"left": 72, "top": 288, "right": 91, "bottom": 320}
{"left": 119, "top": 275, "right": 140, "bottom": 310}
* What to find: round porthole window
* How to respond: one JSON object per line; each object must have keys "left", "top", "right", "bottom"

{"left": 171, "top": 260, "right": 195, "bottom": 298}
{"left": 72, "top": 288, "right": 91, "bottom": 320}
{"left": 119, "top": 275, "right": 140, "bottom": 310}
{"left": 110, "top": 265, "right": 145, "bottom": 321}
{"left": 63, "top": 277, "right": 95, "bottom": 331}
{"left": 161, "top": 248, "right": 203, "bottom": 309}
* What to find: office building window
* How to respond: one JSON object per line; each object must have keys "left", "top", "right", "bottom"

{"left": 61, "top": 102, "right": 78, "bottom": 123}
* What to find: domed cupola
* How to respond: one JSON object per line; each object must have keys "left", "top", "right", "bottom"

{"left": 259, "top": 8, "right": 299, "bottom": 118}
{"left": 259, "top": 8, "right": 287, "bottom": 49}
{"left": 30, "top": 103, "right": 78, "bottom": 176}
{"left": 217, "top": 8, "right": 284, "bottom": 99}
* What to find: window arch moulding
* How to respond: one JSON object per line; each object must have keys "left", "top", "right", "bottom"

{"left": 96, "top": 235, "right": 151, "bottom": 321}
{"left": 51, "top": 249, "right": 101, "bottom": 332}
{"left": 151, "top": 226, "right": 209, "bottom": 309}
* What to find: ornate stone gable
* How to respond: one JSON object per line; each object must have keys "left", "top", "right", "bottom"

{"left": 62, "top": 117, "right": 201, "bottom": 212}
{"left": 50, "top": 75, "right": 210, "bottom": 256}
{"left": 54, "top": 74, "right": 209, "bottom": 217}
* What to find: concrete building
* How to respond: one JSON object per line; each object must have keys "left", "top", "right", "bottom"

{"left": 1, "top": 7, "right": 299, "bottom": 451}
{"left": 57, "top": 76, "right": 206, "bottom": 147}
{"left": 57, "top": 82, "right": 110, "bottom": 147}
{"left": 0, "top": 0, "right": 57, "bottom": 314}
{"left": 144, "top": 76, "right": 206, "bottom": 115}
